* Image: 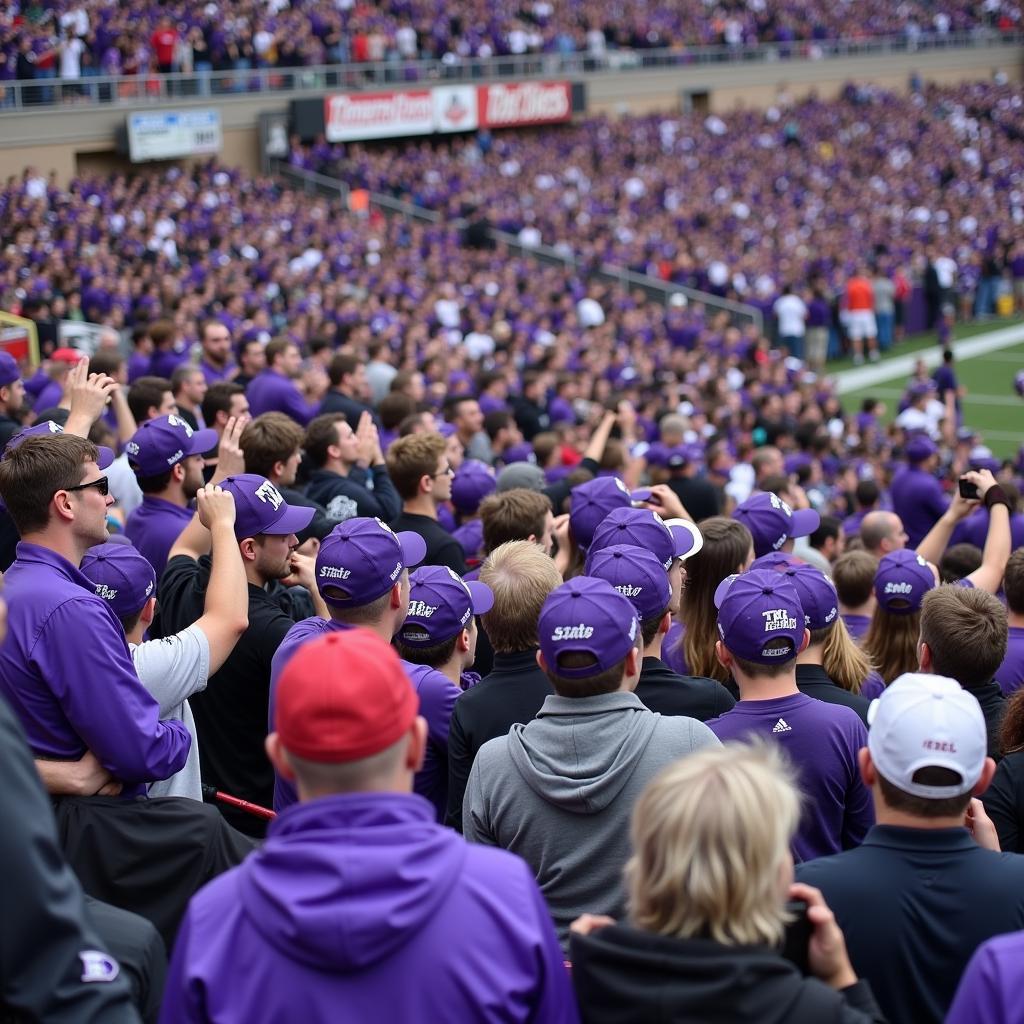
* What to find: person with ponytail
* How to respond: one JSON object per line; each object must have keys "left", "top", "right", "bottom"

{"left": 862, "top": 549, "right": 937, "bottom": 690}
{"left": 664, "top": 517, "right": 753, "bottom": 686}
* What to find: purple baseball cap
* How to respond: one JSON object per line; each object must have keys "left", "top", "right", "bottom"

{"left": 79, "top": 542, "right": 157, "bottom": 619}
{"left": 588, "top": 507, "right": 702, "bottom": 569}
{"left": 715, "top": 568, "right": 805, "bottom": 665}
{"left": 451, "top": 459, "right": 496, "bottom": 514}
{"left": 751, "top": 551, "right": 805, "bottom": 573}
{"left": 220, "top": 474, "right": 315, "bottom": 540}
{"left": 501, "top": 441, "right": 536, "bottom": 465}
{"left": 6, "top": 421, "right": 114, "bottom": 470}
{"left": 538, "top": 576, "right": 640, "bottom": 679}
{"left": 874, "top": 549, "right": 936, "bottom": 615}
{"left": 733, "top": 491, "right": 820, "bottom": 558}
{"left": 396, "top": 565, "right": 494, "bottom": 647}
{"left": 125, "top": 414, "right": 218, "bottom": 478}
{"left": 585, "top": 544, "right": 672, "bottom": 623}
{"left": 569, "top": 477, "right": 652, "bottom": 550}
{"left": 645, "top": 441, "right": 670, "bottom": 468}
{"left": 0, "top": 352, "right": 20, "bottom": 386}
{"left": 314, "top": 516, "right": 426, "bottom": 607}
{"left": 905, "top": 435, "right": 938, "bottom": 463}
{"left": 776, "top": 563, "right": 839, "bottom": 631}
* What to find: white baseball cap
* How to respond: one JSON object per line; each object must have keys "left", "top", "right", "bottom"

{"left": 867, "top": 673, "right": 987, "bottom": 799}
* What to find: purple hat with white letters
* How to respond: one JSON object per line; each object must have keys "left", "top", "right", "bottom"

{"left": 80, "top": 542, "right": 157, "bottom": 619}
{"left": 588, "top": 507, "right": 703, "bottom": 569}
{"left": 314, "top": 516, "right": 426, "bottom": 607}
{"left": 450, "top": 459, "right": 496, "bottom": 514}
{"left": 538, "top": 576, "right": 640, "bottom": 679}
{"left": 397, "top": 565, "right": 493, "bottom": 647}
{"left": 125, "top": 414, "right": 218, "bottom": 478}
{"left": 777, "top": 563, "right": 840, "bottom": 631}
{"left": 585, "top": 545, "right": 672, "bottom": 623}
{"left": 220, "top": 473, "right": 315, "bottom": 540}
{"left": 733, "top": 491, "right": 820, "bottom": 558}
{"left": 714, "top": 568, "right": 805, "bottom": 664}
{"left": 874, "top": 549, "right": 936, "bottom": 615}
{"left": 0, "top": 352, "right": 20, "bottom": 387}
{"left": 569, "top": 477, "right": 652, "bottom": 550}
{"left": 5, "top": 420, "right": 115, "bottom": 469}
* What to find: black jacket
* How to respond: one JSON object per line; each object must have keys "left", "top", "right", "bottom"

{"left": 0, "top": 696, "right": 140, "bottom": 1022}
{"left": 317, "top": 389, "right": 379, "bottom": 431}
{"left": 637, "top": 656, "right": 735, "bottom": 721}
{"left": 306, "top": 465, "right": 401, "bottom": 524}
{"left": 571, "top": 924, "right": 885, "bottom": 1024}
{"left": 963, "top": 679, "right": 1005, "bottom": 760}
{"left": 795, "top": 664, "right": 871, "bottom": 726}
{"left": 982, "top": 748, "right": 1024, "bottom": 853}
{"left": 445, "top": 648, "right": 553, "bottom": 832}
{"left": 392, "top": 510, "right": 467, "bottom": 575}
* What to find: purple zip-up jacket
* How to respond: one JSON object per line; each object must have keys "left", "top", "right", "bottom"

{"left": 0, "top": 542, "right": 190, "bottom": 793}
{"left": 161, "top": 793, "right": 579, "bottom": 1024}
{"left": 246, "top": 369, "right": 319, "bottom": 425}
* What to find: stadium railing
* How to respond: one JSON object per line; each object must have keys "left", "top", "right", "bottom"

{"left": 275, "top": 162, "right": 764, "bottom": 331}
{"left": 0, "top": 29, "right": 1018, "bottom": 113}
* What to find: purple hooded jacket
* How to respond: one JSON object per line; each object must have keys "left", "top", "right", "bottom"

{"left": 160, "top": 792, "right": 578, "bottom": 1024}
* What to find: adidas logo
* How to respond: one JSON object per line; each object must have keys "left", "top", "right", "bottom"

{"left": 772, "top": 718, "right": 792, "bottom": 734}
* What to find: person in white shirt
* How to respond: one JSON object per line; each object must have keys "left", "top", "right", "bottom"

{"left": 773, "top": 285, "right": 808, "bottom": 361}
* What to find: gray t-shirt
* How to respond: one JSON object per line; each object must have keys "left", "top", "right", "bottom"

{"left": 130, "top": 624, "right": 209, "bottom": 801}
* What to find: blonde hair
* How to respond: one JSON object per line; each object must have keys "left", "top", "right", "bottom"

{"left": 479, "top": 541, "right": 562, "bottom": 653}
{"left": 819, "top": 619, "right": 874, "bottom": 694}
{"left": 627, "top": 741, "right": 800, "bottom": 947}
{"left": 862, "top": 607, "right": 920, "bottom": 684}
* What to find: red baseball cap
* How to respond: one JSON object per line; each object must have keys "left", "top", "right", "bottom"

{"left": 51, "top": 347, "right": 85, "bottom": 364}
{"left": 275, "top": 629, "right": 419, "bottom": 763}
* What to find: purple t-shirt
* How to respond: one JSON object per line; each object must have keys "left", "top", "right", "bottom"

{"left": 995, "top": 627, "right": 1024, "bottom": 696}
{"left": 842, "top": 613, "right": 871, "bottom": 643}
{"left": 946, "top": 930, "right": 1024, "bottom": 1024}
{"left": 662, "top": 620, "right": 689, "bottom": 675}
{"left": 707, "top": 692, "right": 874, "bottom": 862}
{"left": 123, "top": 496, "right": 193, "bottom": 580}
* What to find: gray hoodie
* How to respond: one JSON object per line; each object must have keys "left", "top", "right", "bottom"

{"left": 463, "top": 690, "right": 719, "bottom": 947}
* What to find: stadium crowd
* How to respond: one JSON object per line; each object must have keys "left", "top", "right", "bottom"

{"left": 0, "top": 0, "right": 1020, "bottom": 102}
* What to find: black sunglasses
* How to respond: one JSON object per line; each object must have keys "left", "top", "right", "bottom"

{"left": 65, "top": 475, "right": 110, "bottom": 497}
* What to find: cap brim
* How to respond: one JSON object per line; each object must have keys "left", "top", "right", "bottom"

{"left": 185, "top": 428, "right": 219, "bottom": 458}
{"left": 465, "top": 579, "right": 494, "bottom": 615}
{"left": 666, "top": 519, "right": 703, "bottom": 561}
{"left": 713, "top": 573, "right": 742, "bottom": 610}
{"left": 630, "top": 487, "right": 652, "bottom": 502}
{"left": 789, "top": 508, "right": 820, "bottom": 539}
{"left": 264, "top": 503, "right": 316, "bottom": 536}
{"left": 397, "top": 530, "right": 427, "bottom": 569}
{"left": 95, "top": 445, "right": 115, "bottom": 471}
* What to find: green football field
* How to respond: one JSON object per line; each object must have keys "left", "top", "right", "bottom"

{"left": 836, "top": 320, "right": 1024, "bottom": 459}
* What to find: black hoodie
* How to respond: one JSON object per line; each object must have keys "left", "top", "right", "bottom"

{"left": 570, "top": 924, "right": 886, "bottom": 1024}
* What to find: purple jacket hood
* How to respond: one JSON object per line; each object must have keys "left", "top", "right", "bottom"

{"left": 237, "top": 792, "right": 466, "bottom": 971}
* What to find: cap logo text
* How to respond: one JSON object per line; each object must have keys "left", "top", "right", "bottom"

{"left": 763, "top": 608, "right": 797, "bottom": 631}
{"left": 551, "top": 623, "right": 595, "bottom": 641}
{"left": 254, "top": 481, "right": 284, "bottom": 509}
{"left": 408, "top": 600, "right": 438, "bottom": 618}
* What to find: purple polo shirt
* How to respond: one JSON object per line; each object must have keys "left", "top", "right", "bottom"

{"left": 891, "top": 466, "right": 949, "bottom": 548}
{"left": 0, "top": 542, "right": 190, "bottom": 794}
{"left": 124, "top": 496, "right": 194, "bottom": 580}
{"left": 707, "top": 692, "right": 874, "bottom": 862}
{"left": 946, "top": 931, "right": 1024, "bottom": 1024}
{"left": 199, "top": 358, "right": 235, "bottom": 385}
{"left": 268, "top": 618, "right": 459, "bottom": 820}
{"left": 841, "top": 613, "right": 871, "bottom": 642}
{"left": 995, "top": 627, "right": 1024, "bottom": 696}
{"left": 246, "top": 369, "right": 319, "bottom": 425}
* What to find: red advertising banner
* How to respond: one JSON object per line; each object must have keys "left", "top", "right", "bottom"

{"left": 477, "top": 81, "right": 572, "bottom": 128}
{"left": 324, "top": 90, "right": 434, "bottom": 142}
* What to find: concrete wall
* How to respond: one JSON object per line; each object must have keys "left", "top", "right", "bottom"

{"left": 0, "top": 41, "right": 1019, "bottom": 182}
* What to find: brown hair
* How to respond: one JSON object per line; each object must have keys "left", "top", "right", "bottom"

{"left": 386, "top": 433, "right": 445, "bottom": 500}
{"left": 862, "top": 607, "right": 920, "bottom": 685}
{"left": 877, "top": 770, "right": 973, "bottom": 819}
{"left": 832, "top": 549, "right": 877, "bottom": 608}
{"left": 479, "top": 541, "right": 561, "bottom": 653}
{"left": 0, "top": 434, "right": 95, "bottom": 534}
{"left": 127, "top": 376, "right": 172, "bottom": 422}
{"left": 148, "top": 319, "right": 176, "bottom": 349}
{"left": 920, "top": 585, "right": 1008, "bottom": 687}
{"left": 303, "top": 413, "right": 347, "bottom": 469}
{"left": 328, "top": 352, "right": 361, "bottom": 387}
{"left": 479, "top": 488, "right": 552, "bottom": 553}
{"left": 680, "top": 517, "right": 753, "bottom": 682}
{"left": 545, "top": 650, "right": 633, "bottom": 698}
{"left": 265, "top": 337, "right": 295, "bottom": 368}
{"left": 1004, "top": 548, "right": 1024, "bottom": 616}
{"left": 999, "top": 689, "right": 1024, "bottom": 755}
{"left": 241, "top": 412, "right": 305, "bottom": 478}
{"left": 378, "top": 392, "right": 415, "bottom": 431}
{"left": 201, "top": 381, "right": 245, "bottom": 427}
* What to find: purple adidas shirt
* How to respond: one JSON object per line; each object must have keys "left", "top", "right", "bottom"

{"left": 124, "top": 496, "right": 194, "bottom": 580}
{"left": 707, "top": 692, "right": 874, "bottom": 862}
